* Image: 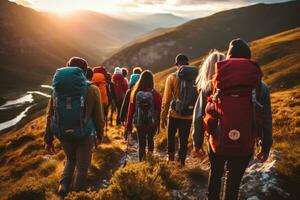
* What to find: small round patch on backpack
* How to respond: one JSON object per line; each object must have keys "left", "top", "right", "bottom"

{"left": 228, "top": 129, "right": 240, "bottom": 141}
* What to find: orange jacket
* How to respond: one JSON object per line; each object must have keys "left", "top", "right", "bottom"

{"left": 92, "top": 73, "right": 109, "bottom": 106}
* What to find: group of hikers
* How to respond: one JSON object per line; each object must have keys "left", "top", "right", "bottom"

{"left": 44, "top": 38, "right": 273, "bottom": 200}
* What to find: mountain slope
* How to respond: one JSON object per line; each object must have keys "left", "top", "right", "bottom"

{"left": 0, "top": 1, "right": 115, "bottom": 94}
{"left": 102, "top": 1, "right": 300, "bottom": 73}
{"left": 131, "top": 13, "right": 189, "bottom": 31}
{"left": 154, "top": 27, "right": 300, "bottom": 92}
{"left": 0, "top": 28, "right": 299, "bottom": 199}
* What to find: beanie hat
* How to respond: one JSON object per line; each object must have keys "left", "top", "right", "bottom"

{"left": 114, "top": 67, "right": 122, "bottom": 75}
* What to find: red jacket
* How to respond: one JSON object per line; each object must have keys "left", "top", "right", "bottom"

{"left": 126, "top": 88, "right": 162, "bottom": 131}
{"left": 112, "top": 73, "right": 128, "bottom": 103}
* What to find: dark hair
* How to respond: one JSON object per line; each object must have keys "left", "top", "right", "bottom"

{"left": 175, "top": 54, "right": 189, "bottom": 66}
{"left": 86, "top": 67, "right": 93, "bottom": 81}
{"left": 134, "top": 70, "right": 154, "bottom": 94}
{"left": 133, "top": 67, "right": 142, "bottom": 74}
{"left": 122, "top": 68, "right": 128, "bottom": 77}
{"left": 227, "top": 38, "right": 251, "bottom": 59}
{"left": 67, "top": 57, "right": 88, "bottom": 74}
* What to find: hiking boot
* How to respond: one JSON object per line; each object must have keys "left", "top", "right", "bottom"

{"left": 58, "top": 184, "right": 68, "bottom": 197}
{"left": 168, "top": 153, "right": 175, "bottom": 161}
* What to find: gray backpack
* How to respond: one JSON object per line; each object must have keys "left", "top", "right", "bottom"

{"left": 133, "top": 90, "right": 157, "bottom": 128}
{"left": 171, "top": 66, "right": 198, "bottom": 116}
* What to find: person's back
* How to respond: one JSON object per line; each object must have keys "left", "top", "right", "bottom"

{"left": 44, "top": 57, "right": 104, "bottom": 197}
{"left": 161, "top": 54, "right": 198, "bottom": 166}
{"left": 192, "top": 40, "right": 273, "bottom": 200}
{"left": 126, "top": 70, "right": 162, "bottom": 161}
{"left": 92, "top": 72, "right": 109, "bottom": 107}
{"left": 112, "top": 67, "right": 128, "bottom": 125}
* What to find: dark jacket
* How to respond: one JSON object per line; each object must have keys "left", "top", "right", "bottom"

{"left": 192, "top": 82, "right": 273, "bottom": 154}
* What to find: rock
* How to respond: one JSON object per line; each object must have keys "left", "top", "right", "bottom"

{"left": 247, "top": 196, "right": 260, "bottom": 200}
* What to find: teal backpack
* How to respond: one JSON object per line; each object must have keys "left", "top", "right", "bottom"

{"left": 50, "top": 67, "right": 95, "bottom": 140}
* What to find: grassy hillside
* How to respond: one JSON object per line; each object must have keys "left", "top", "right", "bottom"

{"left": 154, "top": 27, "right": 300, "bottom": 92}
{"left": 0, "top": 28, "right": 299, "bottom": 199}
{"left": 103, "top": 1, "right": 300, "bottom": 73}
{"left": 155, "top": 27, "right": 300, "bottom": 196}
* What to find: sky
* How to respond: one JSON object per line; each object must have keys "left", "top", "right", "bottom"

{"left": 11, "top": 0, "right": 291, "bottom": 18}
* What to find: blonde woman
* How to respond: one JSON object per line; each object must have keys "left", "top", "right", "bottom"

{"left": 192, "top": 50, "right": 225, "bottom": 151}
{"left": 192, "top": 50, "right": 225, "bottom": 198}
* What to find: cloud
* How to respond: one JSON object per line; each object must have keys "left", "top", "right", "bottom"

{"left": 10, "top": 0, "right": 291, "bottom": 18}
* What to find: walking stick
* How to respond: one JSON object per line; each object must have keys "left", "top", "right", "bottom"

{"left": 123, "top": 131, "right": 130, "bottom": 167}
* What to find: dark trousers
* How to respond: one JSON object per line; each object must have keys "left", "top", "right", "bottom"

{"left": 208, "top": 146, "right": 252, "bottom": 200}
{"left": 167, "top": 117, "right": 192, "bottom": 164}
{"left": 109, "top": 100, "right": 116, "bottom": 126}
{"left": 60, "top": 136, "right": 93, "bottom": 191}
{"left": 116, "top": 100, "right": 123, "bottom": 125}
{"left": 137, "top": 127, "right": 155, "bottom": 161}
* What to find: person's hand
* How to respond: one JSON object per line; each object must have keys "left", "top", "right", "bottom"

{"left": 161, "top": 119, "right": 167, "bottom": 129}
{"left": 256, "top": 151, "right": 269, "bottom": 163}
{"left": 45, "top": 143, "right": 55, "bottom": 155}
{"left": 193, "top": 147, "right": 205, "bottom": 159}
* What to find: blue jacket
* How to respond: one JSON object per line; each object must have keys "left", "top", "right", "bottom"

{"left": 192, "top": 82, "right": 273, "bottom": 154}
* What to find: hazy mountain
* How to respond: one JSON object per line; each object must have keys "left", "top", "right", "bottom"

{"left": 131, "top": 13, "right": 189, "bottom": 31}
{"left": 102, "top": 1, "right": 300, "bottom": 73}
{"left": 0, "top": 1, "right": 189, "bottom": 94}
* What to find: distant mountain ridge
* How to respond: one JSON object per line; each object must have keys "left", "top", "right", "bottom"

{"left": 154, "top": 27, "right": 300, "bottom": 93}
{"left": 0, "top": 0, "right": 188, "bottom": 94}
{"left": 102, "top": 1, "right": 300, "bottom": 73}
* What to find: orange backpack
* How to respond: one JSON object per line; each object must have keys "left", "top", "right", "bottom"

{"left": 92, "top": 73, "right": 108, "bottom": 106}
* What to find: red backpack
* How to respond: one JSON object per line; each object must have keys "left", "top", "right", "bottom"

{"left": 112, "top": 73, "right": 128, "bottom": 103}
{"left": 203, "top": 58, "right": 263, "bottom": 156}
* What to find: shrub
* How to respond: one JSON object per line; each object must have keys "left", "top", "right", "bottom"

{"left": 39, "top": 160, "right": 58, "bottom": 177}
{"left": 8, "top": 184, "right": 46, "bottom": 200}
{"left": 98, "top": 157, "right": 173, "bottom": 200}
{"left": 65, "top": 191, "right": 100, "bottom": 200}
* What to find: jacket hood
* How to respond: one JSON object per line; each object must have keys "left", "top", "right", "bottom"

{"left": 112, "top": 73, "right": 124, "bottom": 80}
{"left": 129, "top": 74, "right": 140, "bottom": 88}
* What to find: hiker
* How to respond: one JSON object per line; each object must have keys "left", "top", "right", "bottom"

{"left": 44, "top": 57, "right": 104, "bottom": 196}
{"left": 92, "top": 66, "right": 109, "bottom": 130}
{"left": 106, "top": 72, "right": 117, "bottom": 126}
{"left": 112, "top": 67, "right": 128, "bottom": 126}
{"left": 120, "top": 67, "right": 142, "bottom": 125}
{"left": 122, "top": 67, "right": 129, "bottom": 83}
{"left": 161, "top": 54, "right": 198, "bottom": 166}
{"left": 192, "top": 40, "right": 273, "bottom": 200}
{"left": 126, "top": 70, "right": 162, "bottom": 161}
{"left": 86, "top": 67, "right": 93, "bottom": 81}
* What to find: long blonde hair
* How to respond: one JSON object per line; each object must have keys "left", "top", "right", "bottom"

{"left": 196, "top": 50, "right": 225, "bottom": 92}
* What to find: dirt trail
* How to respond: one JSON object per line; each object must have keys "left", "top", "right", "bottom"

{"left": 97, "top": 125, "right": 290, "bottom": 200}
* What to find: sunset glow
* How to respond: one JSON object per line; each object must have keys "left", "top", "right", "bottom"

{"left": 11, "top": 0, "right": 290, "bottom": 18}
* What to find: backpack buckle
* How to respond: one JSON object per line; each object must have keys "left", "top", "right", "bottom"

{"left": 80, "top": 96, "right": 84, "bottom": 107}
{"left": 66, "top": 97, "right": 72, "bottom": 109}
{"left": 252, "top": 89, "right": 256, "bottom": 103}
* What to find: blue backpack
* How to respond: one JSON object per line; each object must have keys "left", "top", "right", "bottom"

{"left": 50, "top": 67, "right": 95, "bottom": 140}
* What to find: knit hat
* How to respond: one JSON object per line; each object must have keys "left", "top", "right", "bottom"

{"left": 114, "top": 67, "right": 123, "bottom": 75}
{"left": 129, "top": 74, "right": 140, "bottom": 88}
